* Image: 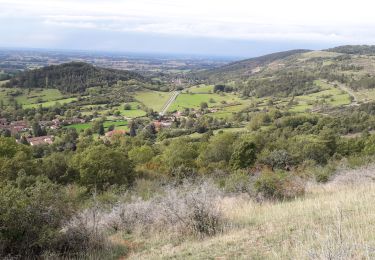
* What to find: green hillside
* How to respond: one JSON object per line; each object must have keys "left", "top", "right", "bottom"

{"left": 3, "top": 62, "right": 149, "bottom": 93}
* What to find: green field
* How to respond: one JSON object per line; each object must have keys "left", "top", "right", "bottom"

{"left": 209, "top": 104, "right": 249, "bottom": 119}
{"left": 183, "top": 84, "right": 214, "bottom": 93}
{"left": 168, "top": 80, "right": 352, "bottom": 117}
{"left": 23, "top": 97, "right": 78, "bottom": 109}
{"left": 0, "top": 87, "right": 77, "bottom": 108}
{"left": 65, "top": 120, "right": 129, "bottom": 131}
{"left": 65, "top": 123, "right": 92, "bottom": 130}
{"left": 79, "top": 102, "right": 147, "bottom": 118}
{"left": 135, "top": 91, "right": 173, "bottom": 112}
{"left": 116, "top": 102, "right": 147, "bottom": 118}
{"left": 168, "top": 93, "right": 241, "bottom": 112}
{"left": 289, "top": 80, "right": 351, "bottom": 112}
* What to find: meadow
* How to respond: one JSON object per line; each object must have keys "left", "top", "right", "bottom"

{"left": 134, "top": 91, "right": 174, "bottom": 112}
{"left": 65, "top": 120, "right": 129, "bottom": 131}
{"left": 168, "top": 92, "right": 242, "bottom": 112}
{"left": 0, "top": 87, "right": 77, "bottom": 108}
{"left": 289, "top": 80, "right": 352, "bottom": 112}
{"left": 183, "top": 84, "right": 214, "bottom": 93}
{"left": 79, "top": 102, "right": 147, "bottom": 118}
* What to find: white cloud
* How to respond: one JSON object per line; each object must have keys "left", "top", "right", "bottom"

{"left": 1, "top": 0, "right": 375, "bottom": 44}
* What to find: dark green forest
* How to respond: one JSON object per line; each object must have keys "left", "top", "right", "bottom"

{"left": 4, "top": 62, "right": 151, "bottom": 93}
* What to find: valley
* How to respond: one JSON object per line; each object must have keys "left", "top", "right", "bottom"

{"left": 4, "top": 46, "right": 375, "bottom": 259}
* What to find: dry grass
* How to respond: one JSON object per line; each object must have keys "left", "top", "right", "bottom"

{"left": 127, "top": 166, "right": 375, "bottom": 259}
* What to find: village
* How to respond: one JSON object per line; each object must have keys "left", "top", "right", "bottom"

{"left": 0, "top": 105, "right": 221, "bottom": 146}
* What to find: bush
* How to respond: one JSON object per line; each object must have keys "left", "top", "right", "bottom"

{"left": 0, "top": 179, "right": 74, "bottom": 257}
{"left": 254, "top": 170, "right": 304, "bottom": 200}
{"left": 259, "top": 149, "right": 293, "bottom": 169}
{"left": 311, "top": 163, "right": 337, "bottom": 183}
{"left": 230, "top": 140, "right": 257, "bottom": 170}
{"left": 73, "top": 145, "right": 134, "bottom": 191}
{"left": 57, "top": 207, "right": 107, "bottom": 254}
{"left": 222, "top": 170, "right": 255, "bottom": 194}
{"left": 103, "top": 182, "right": 224, "bottom": 238}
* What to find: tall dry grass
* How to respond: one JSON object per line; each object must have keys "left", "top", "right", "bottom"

{"left": 128, "top": 165, "right": 375, "bottom": 259}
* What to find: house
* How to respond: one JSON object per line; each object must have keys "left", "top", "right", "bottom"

{"left": 10, "top": 121, "right": 29, "bottom": 131}
{"left": 105, "top": 129, "right": 127, "bottom": 138}
{"left": 26, "top": 135, "right": 54, "bottom": 146}
{"left": 153, "top": 120, "right": 173, "bottom": 131}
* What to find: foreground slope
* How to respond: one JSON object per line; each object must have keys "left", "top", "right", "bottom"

{"left": 129, "top": 165, "right": 375, "bottom": 259}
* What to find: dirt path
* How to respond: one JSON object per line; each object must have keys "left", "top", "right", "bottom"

{"left": 335, "top": 82, "right": 359, "bottom": 105}
{"left": 160, "top": 91, "right": 179, "bottom": 115}
{"left": 321, "top": 80, "right": 359, "bottom": 106}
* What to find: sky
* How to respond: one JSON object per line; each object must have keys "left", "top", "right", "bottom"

{"left": 1, "top": 0, "right": 375, "bottom": 58}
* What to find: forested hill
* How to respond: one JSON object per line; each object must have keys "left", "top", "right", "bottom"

{"left": 326, "top": 45, "right": 375, "bottom": 55}
{"left": 4, "top": 62, "right": 150, "bottom": 93}
{"left": 195, "top": 49, "right": 310, "bottom": 82}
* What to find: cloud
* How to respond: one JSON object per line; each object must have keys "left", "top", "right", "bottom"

{"left": 1, "top": 0, "right": 375, "bottom": 55}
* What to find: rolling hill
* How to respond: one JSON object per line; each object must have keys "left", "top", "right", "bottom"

{"left": 194, "top": 46, "right": 375, "bottom": 101}
{"left": 196, "top": 49, "right": 310, "bottom": 82}
{"left": 325, "top": 45, "right": 375, "bottom": 55}
{"left": 3, "top": 62, "right": 150, "bottom": 93}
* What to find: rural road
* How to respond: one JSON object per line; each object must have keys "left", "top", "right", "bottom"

{"left": 160, "top": 91, "right": 179, "bottom": 115}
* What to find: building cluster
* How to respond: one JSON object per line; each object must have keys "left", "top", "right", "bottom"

{"left": 0, "top": 116, "right": 86, "bottom": 146}
{"left": 25, "top": 136, "right": 54, "bottom": 146}
{"left": 0, "top": 119, "right": 30, "bottom": 135}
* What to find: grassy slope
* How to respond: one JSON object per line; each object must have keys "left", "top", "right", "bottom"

{"left": 0, "top": 87, "right": 77, "bottom": 108}
{"left": 80, "top": 102, "right": 147, "bottom": 118}
{"left": 290, "top": 80, "right": 351, "bottom": 112}
{"left": 129, "top": 166, "right": 375, "bottom": 259}
{"left": 65, "top": 120, "right": 129, "bottom": 131}
{"left": 22, "top": 97, "right": 78, "bottom": 109}
{"left": 168, "top": 93, "right": 242, "bottom": 111}
{"left": 135, "top": 91, "right": 173, "bottom": 112}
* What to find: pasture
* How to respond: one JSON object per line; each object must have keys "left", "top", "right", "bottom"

{"left": 168, "top": 92, "right": 241, "bottom": 112}
{"left": 79, "top": 102, "right": 147, "bottom": 118}
{"left": 65, "top": 120, "right": 129, "bottom": 131}
{"left": 0, "top": 87, "right": 77, "bottom": 108}
{"left": 289, "top": 80, "right": 351, "bottom": 112}
{"left": 134, "top": 91, "right": 173, "bottom": 112}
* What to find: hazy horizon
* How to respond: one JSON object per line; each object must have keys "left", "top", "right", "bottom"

{"left": 1, "top": 0, "right": 375, "bottom": 57}
{"left": 0, "top": 41, "right": 331, "bottom": 60}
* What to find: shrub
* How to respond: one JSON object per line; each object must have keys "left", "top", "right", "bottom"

{"left": 57, "top": 207, "right": 107, "bottom": 254}
{"left": 311, "top": 163, "right": 337, "bottom": 183}
{"left": 73, "top": 145, "right": 134, "bottom": 191}
{"left": 124, "top": 103, "right": 131, "bottom": 110}
{"left": 103, "top": 182, "right": 224, "bottom": 238}
{"left": 230, "top": 140, "right": 257, "bottom": 170}
{"left": 0, "top": 179, "right": 74, "bottom": 257}
{"left": 259, "top": 149, "right": 293, "bottom": 169}
{"left": 222, "top": 170, "right": 255, "bottom": 194}
{"left": 254, "top": 170, "right": 304, "bottom": 200}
